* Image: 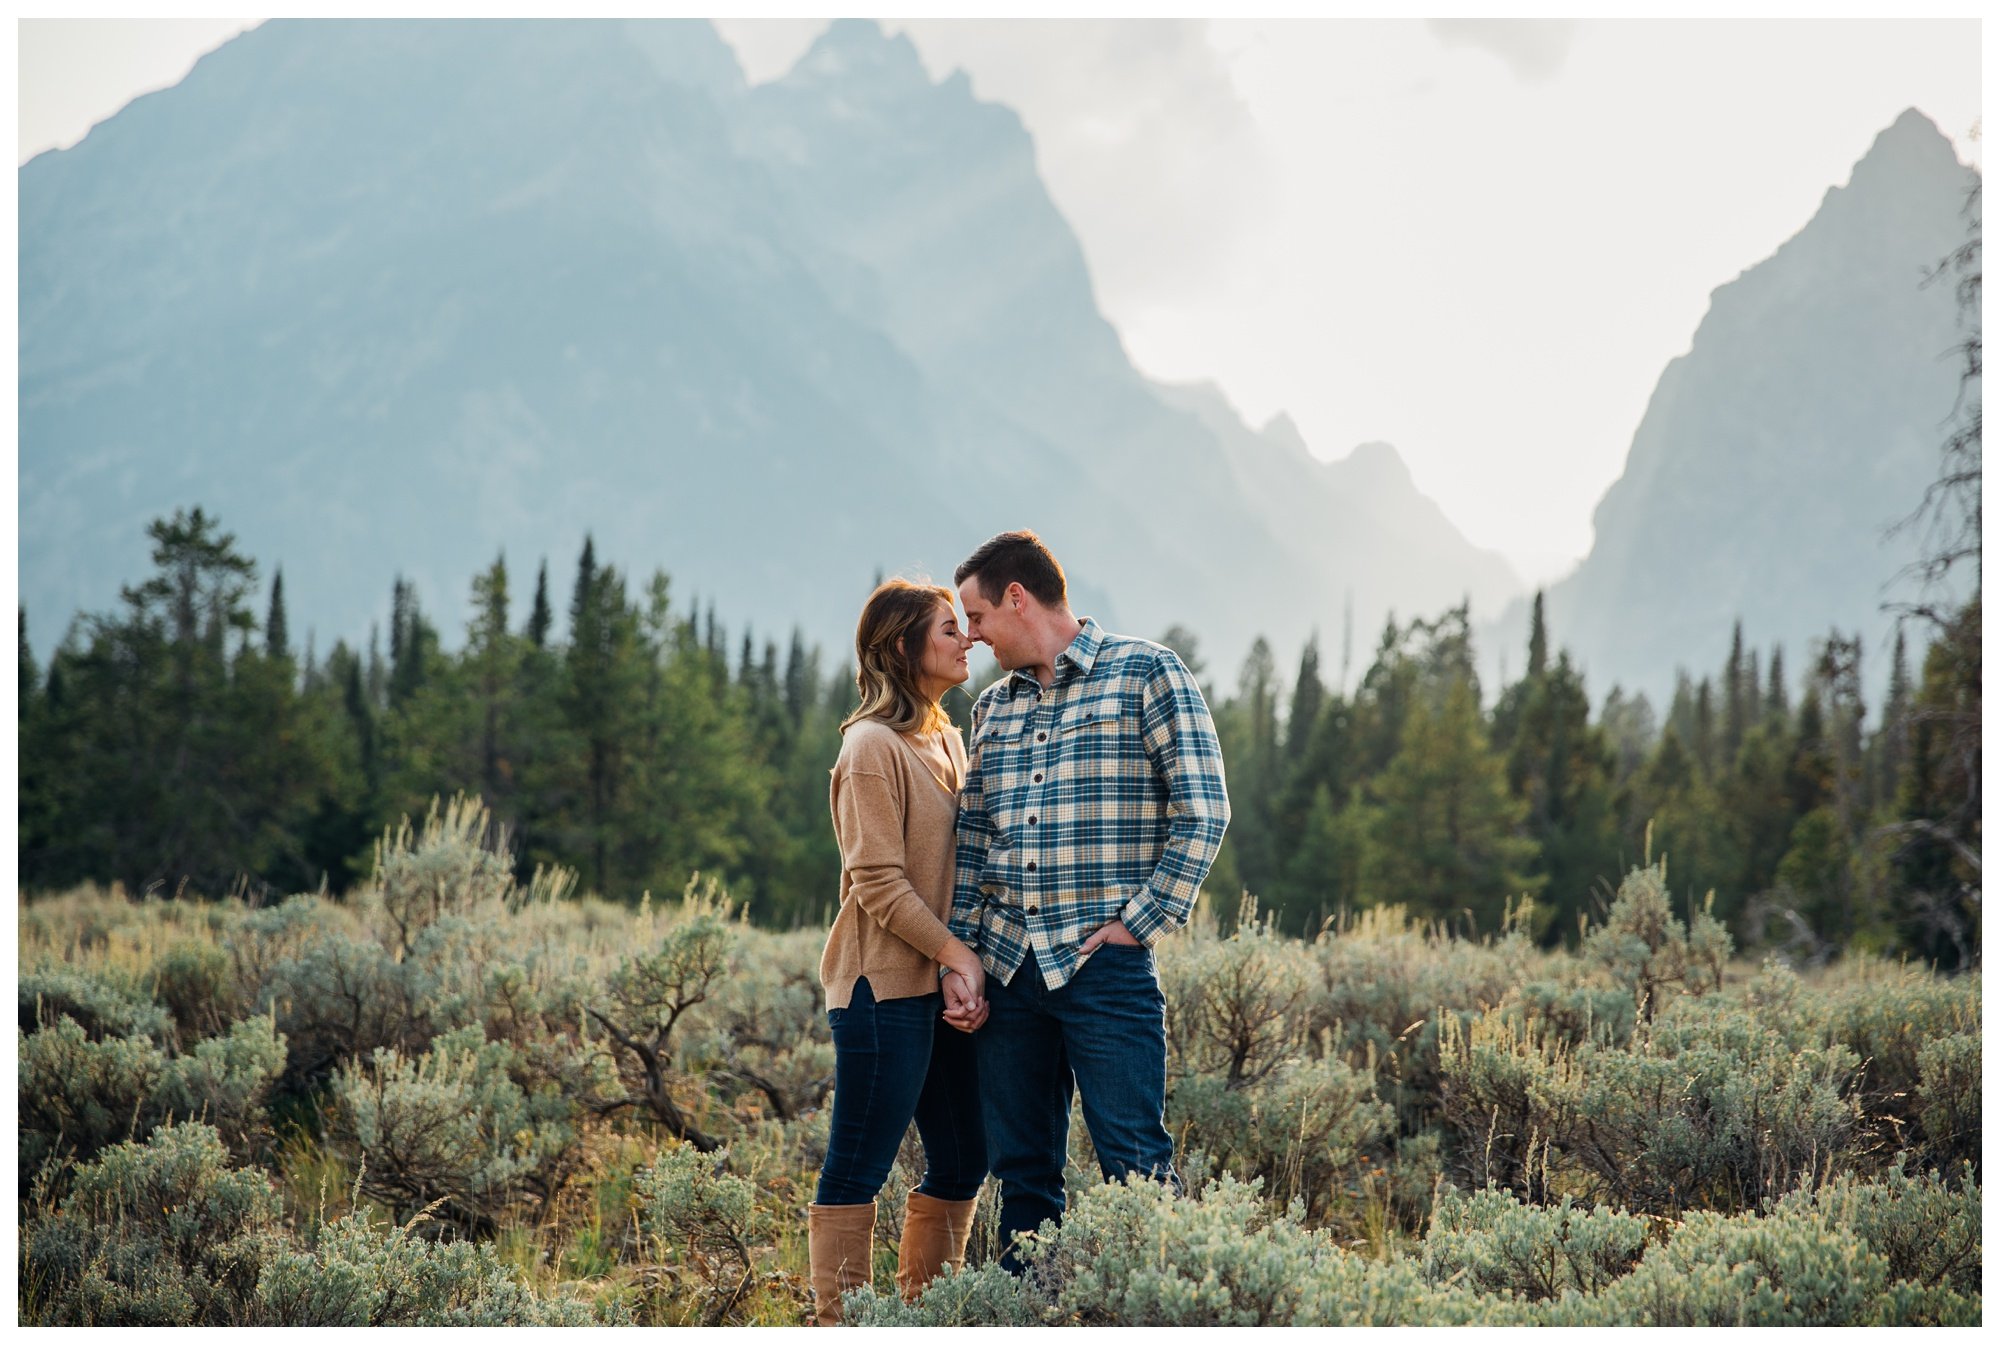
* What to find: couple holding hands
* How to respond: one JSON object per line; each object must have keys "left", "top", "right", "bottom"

{"left": 807, "top": 529, "right": 1231, "bottom": 1324}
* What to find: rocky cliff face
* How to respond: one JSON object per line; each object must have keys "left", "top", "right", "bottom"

{"left": 1484, "top": 109, "right": 1978, "bottom": 705}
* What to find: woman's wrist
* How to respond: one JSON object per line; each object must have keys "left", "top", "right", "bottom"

{"left": 938, "top": 938, "right": 978, "bottom": 978}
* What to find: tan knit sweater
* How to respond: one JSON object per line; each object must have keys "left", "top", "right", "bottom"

{"left": 819, "top": 718, "right": 969, "bottom": 1010}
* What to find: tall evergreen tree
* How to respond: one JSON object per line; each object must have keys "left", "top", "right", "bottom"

{"left": 526, "top": 559, "right": 553, "bottom": 649}
{"left": 1361, "top": 675, "right": 1542, "bottom": 935}
{"left": 1722, "top": 621, "right": 1746, "bottom": 762}
{"left": 563, "top": 536, "right": 642, "bottom": 895}
{"left": 1765, "top": 647, "right": 1790, "bottom": 724}
{"left": 1877, "top": 627, "right": 1914, "bottom": 805}
{"left": 1285, "top": 635, "right": 1325, "bottom": 763}
{"left": 469, "top": 554, "right": 516, "bottom": 810}
{"left": 387, "top": 578, "right": 433, "bottom": 707}
{"left": 1693, "top": 678, "right": 1716, "bottom": 777}
{"left": 266, "top": 568, "right": 290, "bottom": 662}
{"left": 1526, "top": 591, "right": 1549, "bottom": 679}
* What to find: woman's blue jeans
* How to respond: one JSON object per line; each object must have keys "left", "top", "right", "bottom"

{"left": 815, "top": 975, "right": 987, "bottom": 1206}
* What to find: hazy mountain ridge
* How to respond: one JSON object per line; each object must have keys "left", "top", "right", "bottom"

{"left": 1483, "top": 108, "right": 1978, "bottom": 706}
{"left": 21, "top": 16, "right": 1519, "bottom": 678}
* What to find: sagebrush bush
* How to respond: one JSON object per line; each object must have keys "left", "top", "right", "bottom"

{"left": 1441, "top": 983, "right": 1867, "bottom": 1214}
{"left": 1534, "top": 1207, "right": 1892, "bottom": 1326}
{"left": 589, "top": 883, "right": 737, "bottom": 1150}
{"left": 19, "top": 965, "right": 173, "bottom": 1042}
{"left": 256, "top": 1209, "right": 601, "bottom": 1325}
{"left": 1299, "top": 902, "right": 1536, "bottom": 1132}
{"left": 865, "top": 1174, "right": 1343, "bottom": 1327}
{"left": 332, "top": 1024, "right": 579, "bottom": 1229}
{"left": 18, "top": 1009, "right": 284, "bottom": 1188}
{"left": 1422, "top": 1184, "right": 1649, "bottom": 1299}
{"left": 634, "top": 1141, "right": 783, "bottom": 1324}
{"left": 1579, "top": 862, "right": 1731, "bottom": 1018}
{"left": 148, "top": 938, "right": 243, "bottom": 1045}
{"left": 1747, "top": 954, "right": 1980, "bottom": 1155}
{"left": 19, "top": 1016, "right": 167, "bottom": 1183}
{"left": 1169, "top": 1053, "right": 1392, "bottom": 1221}
{"left": 688, "top": 926, "right": 834, "bottom": 1125}
{"left": 1767, "top": 1155, "right": 1981, "bottom": 1297}
{"left": 152, "top": 1013, "right": 286, "bottom": 1158}
{"left": 1914, "top": 1032, "right": 1979, "bottom": 1171}
{"left": 366, "top": 795, "right": 517, "bottom": 955}
{"left": 23, "top": 1122, "right": 287, "bottom": 1326}
{"left": 1161, "top": 898, "right": 1318, "bottom": 1086}
{"left": 261, "top": 921, "right": 428, "bottom": 1086}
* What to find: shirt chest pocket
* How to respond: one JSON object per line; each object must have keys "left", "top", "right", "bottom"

{"left": 1058, "top": 694, "right": 1127, "bottom": 737}
{"left": 973, "top": 705, "right": 1033, "bottom": 749}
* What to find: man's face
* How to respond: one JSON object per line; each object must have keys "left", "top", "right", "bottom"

{"left": 958, "top": 577, "right": 1029, "bottom": 670}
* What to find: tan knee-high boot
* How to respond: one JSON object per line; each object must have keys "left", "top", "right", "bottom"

{"left": 895, "top": 1190, "right": 979, "bottom": 1302}
{"left": 807, "top": 1201, "right": 876, "bottom": 1326}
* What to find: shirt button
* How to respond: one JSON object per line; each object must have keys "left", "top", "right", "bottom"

{"left": 1037, "top": 732, "right": 1048, "bottom": 742}
{"left": 1028, "top": 815, "right": 1038, "bottom": 825}
{"left": 1026, "top": 904, "right": 1039, "bottom": 915}
{"left": 1026, "top": 861, "right": 1037, "bottom": 872}
{"left": 1033, "top": 773, "right": 1043, "bottom": 783}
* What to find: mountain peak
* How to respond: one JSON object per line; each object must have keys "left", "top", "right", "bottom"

{"left": 1339, "top": 439, "right": 1413, "bottom": 487}
{"left": 1848, "top": 106, "right": 1964, "bottom": 191}
{"left": 1260, "top": 412, "right": 1309, "bottom": 457}
{"left": 792, "top": 19, "right": 930, "bottom": 92}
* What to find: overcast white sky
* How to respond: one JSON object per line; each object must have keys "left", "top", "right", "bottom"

{"left": 17, "top": 16, "right": 1982, "bottom": 586}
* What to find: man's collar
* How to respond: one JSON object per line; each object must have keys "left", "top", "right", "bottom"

{"left": 1007, "top": 616, "right": 1101, "bottom": 695}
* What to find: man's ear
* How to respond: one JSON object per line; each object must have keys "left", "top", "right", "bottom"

{"left": 1007, "top": 581, "right": 1026, "bottom": 611}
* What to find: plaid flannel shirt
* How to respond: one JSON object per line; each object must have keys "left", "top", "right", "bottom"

{"left": 948, "top": 617, "right": 1230, "bottom": 990}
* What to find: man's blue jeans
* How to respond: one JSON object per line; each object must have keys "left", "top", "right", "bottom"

{"left": 816, "top": 976, "right": 987, "bottom": 1206}
{"left": 976, "top": 944, "right": 1180, "bottom": 1272}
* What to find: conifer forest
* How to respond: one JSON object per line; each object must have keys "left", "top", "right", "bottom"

{"left": 15, "top": 497, "right": 1979, "bottom": 1326}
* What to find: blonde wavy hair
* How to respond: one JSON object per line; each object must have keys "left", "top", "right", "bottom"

{"left": 842, "top": 578, "right": 956, "bottom": 735}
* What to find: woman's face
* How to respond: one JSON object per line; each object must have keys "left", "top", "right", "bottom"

{"left": 917, "top": 602, "right": 973, "bottom": 695}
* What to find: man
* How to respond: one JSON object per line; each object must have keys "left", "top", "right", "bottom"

{"left": 941, "top": 529, "right": 1230, "bottom": 1274}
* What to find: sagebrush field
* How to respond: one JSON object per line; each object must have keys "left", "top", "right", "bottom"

{"left": 17, "top": 799, "right": 1980, "bottom": 1326}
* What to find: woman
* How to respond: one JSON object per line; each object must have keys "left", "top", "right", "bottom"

{"left": 809, "top": 579, "right": 989, "bottom": 1325}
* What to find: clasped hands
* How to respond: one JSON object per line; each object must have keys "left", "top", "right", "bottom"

{"left": 938, "top": 919, "right": 1140, "bottom": 1034}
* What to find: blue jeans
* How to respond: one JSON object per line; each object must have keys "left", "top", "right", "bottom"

{"left": 976, "top": 945, "right": 1180, "bottom": 1272}
{"left": 816, "top": 976, "right": 987, "bottom": 1206}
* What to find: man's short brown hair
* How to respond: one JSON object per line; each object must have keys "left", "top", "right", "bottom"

{"left": 955, "top": 530, "right": 1068, "bottom": 607}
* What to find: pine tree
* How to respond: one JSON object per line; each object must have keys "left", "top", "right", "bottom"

{"left": 1788, "top": 688, "right": 1831, "bottom": 816}
{"left": 563, "top": 536, "right": 644, "bottom": 896}
{"left": 1765, "top": 647, "right": 1789, "bottom": 724}
{"left": 1526, "top": 591, "right": 1548, "bottom": 680}
{"left": 1285, "top": 636, "right": 1324, "bottom": 763}
{"left": 470, "top": 554, "right": 516, "bottom": 809}
{"left": 388, "top": 579, "right": 432, "bottom": 707}
{"left": 1218, "top": 637, "right": 1281, "bottom": 907}
{"left": 572, "top": 537, "right": 598, "bottom": 630}
{"left": 1266, "top": 635, "right": 1329, "bottom": 908}
{"left": 1890, "top": 596, "right": 1980, "bottom": 967}
{"left": 1722, "top": 621, "right": 1746, "bottom": 762}
{"left": 266, "top": 568, "right": 290, "bottom": 662}
{"left": 1361, "top": 675, "right": 1542, "bottom": 934}
{"left": 18, "top": 607, "right": 37, "bottom": 714}
{"left": 365, "top": 624, "right": 386, "bottom": 709}
{"left": 1877, "top": 627, "right": 1914, "bottom": 804}
{"left": 526, "top": 559, "right": 553, "bottom": 649}
{"left": 1664, "top": 671, "right": 1696, "bottom": 756}
{"left": 784, "top": 629, "right": 814, "bottom": 726}
{"left": 1693, "top": 678, "right": 1716, "bottom": 776}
